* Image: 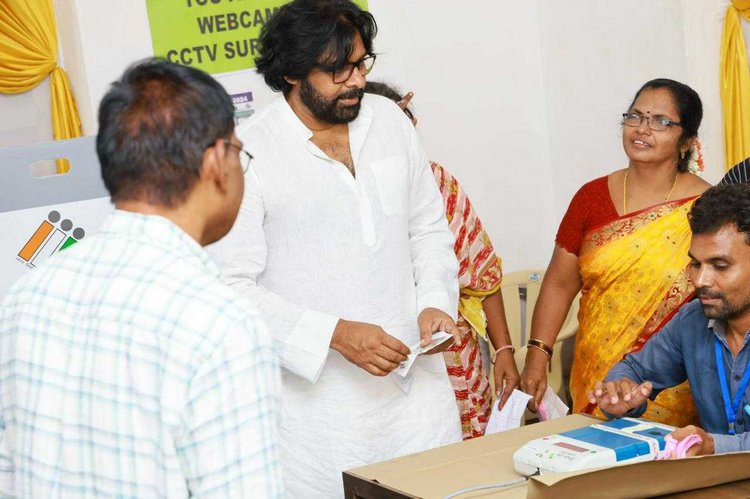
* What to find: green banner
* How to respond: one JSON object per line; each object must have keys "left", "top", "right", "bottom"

{"left": 146, "top": 0, "right": 368, "bottom": 75}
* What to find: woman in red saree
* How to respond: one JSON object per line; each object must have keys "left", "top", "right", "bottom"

{"left": 520, "top": 79, "right": 711, "bottom": 426}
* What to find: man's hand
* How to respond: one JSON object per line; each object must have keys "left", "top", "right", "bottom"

{"left": 330, "top": 319, "right": 410, "bottom": 376}
{"left": 493, "top": 349, "right": 521, "bottom": 409}
{"left": 417, "top": 307, "right": 460, "bottom": 349}
{"left": 669, "top": 425, "right": 715, "bottom": 457}
{"left": 587, "top": 379, "right": 653, "bottom": 416}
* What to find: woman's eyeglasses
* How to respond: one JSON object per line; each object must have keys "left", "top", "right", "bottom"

{"left": 622, "top": 112, "right": 682, "bottom": 131}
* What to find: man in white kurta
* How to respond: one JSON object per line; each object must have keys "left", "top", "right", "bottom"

{"left": 208, "top": 1, "right": 462, "bottom": 496}
{"left": 211, "top": 91, "right": 462, "bottom": 496}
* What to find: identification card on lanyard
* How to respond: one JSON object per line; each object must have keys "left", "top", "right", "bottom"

{"left": 714, "top": 337, "right": 750, "bottom": 435}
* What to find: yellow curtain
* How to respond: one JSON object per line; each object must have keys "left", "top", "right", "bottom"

{"left": 720, "top": 0, "right": 750, "bottom": 171}
{"left": 0, "top": 0, "right": 82, "bottom": 172}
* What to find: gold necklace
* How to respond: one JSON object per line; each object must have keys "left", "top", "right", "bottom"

{"left": 622, "top": 169, "right": 678, "bottom": 214}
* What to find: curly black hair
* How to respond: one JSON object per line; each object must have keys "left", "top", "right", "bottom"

{"left": 689, "top": 183, "right": 750, "bottom": 244}
{"left": 255, "top": 0, "right": 377, "bottom": 93}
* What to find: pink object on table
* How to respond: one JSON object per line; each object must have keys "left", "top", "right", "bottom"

{"left": 661, "top": 434, "right": 702, "bottom": 459}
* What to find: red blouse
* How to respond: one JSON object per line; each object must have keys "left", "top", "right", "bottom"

{"left": 555, "top": 176, "right": 619, "bottom": 256}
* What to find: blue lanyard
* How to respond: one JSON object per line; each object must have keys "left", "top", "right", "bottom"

{"left": 714, "top": 337, "right": 750, "bottom": 435}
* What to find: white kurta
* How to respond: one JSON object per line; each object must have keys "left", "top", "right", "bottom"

{"left": 209, "top": 94, "right": 462, "bottom": 497}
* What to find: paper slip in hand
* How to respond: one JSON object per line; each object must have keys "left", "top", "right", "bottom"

{"left": 420, "top": 331, "right": 455, "bottom": 355}
{"left": 393, "top": 331, "right": 454, "bottom": 378}
{"left": 537, "top": 385, "right": 569, "bottom": 421}
{"left": 485, "top": 389, "right": 532, "bottom": 435}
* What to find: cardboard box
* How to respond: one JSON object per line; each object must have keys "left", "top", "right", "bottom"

{"left": 344, "top": 415, "right": 750, "bottom": 498}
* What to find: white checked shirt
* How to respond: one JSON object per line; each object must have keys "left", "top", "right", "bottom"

{"left": 0, "top": 210, "right": 282, "bottom": 498}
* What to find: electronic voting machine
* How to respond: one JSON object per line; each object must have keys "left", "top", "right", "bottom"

{"left": 513, "top": 418, "right": 674, "bottom": 475}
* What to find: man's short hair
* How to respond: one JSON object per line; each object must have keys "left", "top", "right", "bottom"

{"left": 96, "top": 58, "right": 234, "bottom": 207}
{"left": 689, "top": 183, "right": 750, "bottom": 244}
{"left": 255, "top": 0, "right": 377, "bottom": 94}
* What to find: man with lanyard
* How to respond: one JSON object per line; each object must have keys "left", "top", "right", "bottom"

{"left": 588, "top": 183, "right": 750, "bottom": 456}
{"left": 209, "top": 0, "right": 462, "bottom": 496}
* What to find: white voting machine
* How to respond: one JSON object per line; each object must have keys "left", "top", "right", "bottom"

{"left": 513, "top": 417, "right": 675, "bottom": 475}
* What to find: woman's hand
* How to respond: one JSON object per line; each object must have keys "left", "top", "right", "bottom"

{"left": 522, "top": 246, "right": 582, "bottom": 411}
{"left": 396, "top": 91, "right": 414, "bottom": 111}
{"left": 519, "top": 347, "right": 550, "bottom": 411}
{"left": 396, "top": 91, "right": 418, "bottom": 126}
{"left": 493, "top": 349, "right": 521, "bottom": 409}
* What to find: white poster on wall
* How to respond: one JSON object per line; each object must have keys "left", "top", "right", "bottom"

{"left": 0, "top": 136, "right": 114, "bottom": 297}
{"left": 1, "top": 199, "right": 112, "bottom": 296}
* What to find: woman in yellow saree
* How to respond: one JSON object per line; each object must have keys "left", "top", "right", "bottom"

{"left": 520, "top": 79, "right": 711, "bottom": 427}
{"left": 572, "top": 195, "right": 698, "bottom": 422}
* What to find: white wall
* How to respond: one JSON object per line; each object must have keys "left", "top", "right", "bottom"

{"left": 1, "top": 0, "right": 733, "bottom": 271}
{"left": 537, "top": 1, "right": 689, "bottom": 219}
{"left": 369, "top": 0, "right": 557, "bottom": 270}
{"left": 59, "top": 0, "right": 155, "bottom": 135}
{"left": 368, "top": 0, "right": 728, "bottom": 269}
{"left": 0, "top": 79, "right": 52, "bottom": 148}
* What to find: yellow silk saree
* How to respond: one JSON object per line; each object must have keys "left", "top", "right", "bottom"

{"left": 570, "top": 197, "right": 699, "bottom": 426}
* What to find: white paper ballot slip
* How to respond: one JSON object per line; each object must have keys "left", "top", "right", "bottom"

{"left": 393, "top": 331, "right": 454, "bottom": 378}
{"left": 485, "top": 389, "right": 533, "bottom": 434}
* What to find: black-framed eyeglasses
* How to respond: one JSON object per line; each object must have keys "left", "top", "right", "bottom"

{"left": 621, "top": 112, "right": 682, "bottom": 131}
{"left": 319, "top": 54, "right": 377, "bottom": 84}
{"left": 223, "top": 140, "right": 253, "bottom": 173}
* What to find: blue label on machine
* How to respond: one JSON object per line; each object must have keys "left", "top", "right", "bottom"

{"left": 603, "top": 418, "right": 640, "bottom": 430}
{"left": 633, "top": 427, "right": 671, "bottom": 450}
{"left": 561, "top": 427, "right": 651, "bottom": 461}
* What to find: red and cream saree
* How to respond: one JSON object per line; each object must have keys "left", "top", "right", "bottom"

{"left": 432, "top": 162, "right": 503, "bottom": 439}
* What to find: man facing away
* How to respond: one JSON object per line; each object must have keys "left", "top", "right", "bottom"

{"left": 208, "top": 0, "right": 463, "bottom": 495}
{"left": 590, "top": 183, "right": 750, "bottom": 456}
{"left": 0, "top": 59, "right": 282, "bottom": 497}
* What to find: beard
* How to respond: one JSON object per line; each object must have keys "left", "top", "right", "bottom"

{"left": 696, "top": 287, "right": 750, "bottom": 321}
{"left": 299, "top": 77, "right": 364, "bottom": 124}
